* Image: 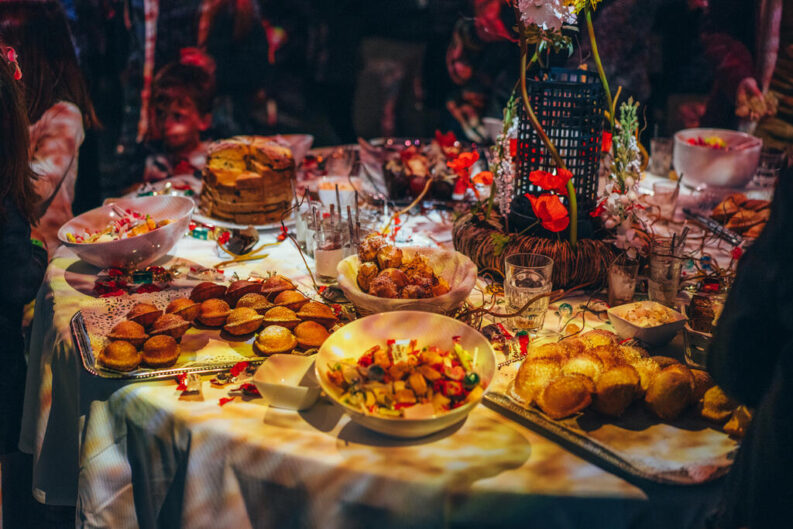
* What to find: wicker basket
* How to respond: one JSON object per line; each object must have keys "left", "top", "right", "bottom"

{"left": 452, "top": 212, "right": 615, "bottom": 290}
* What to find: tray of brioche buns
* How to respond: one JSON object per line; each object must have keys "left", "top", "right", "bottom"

{"left": 711, "top": 192, "right": 771, "bottom": 239}
{"left": 72, "top": 275, "right": 341, "bottom": 379}
{"left": 485, "top": 329, "right": 750, "bottom": 484}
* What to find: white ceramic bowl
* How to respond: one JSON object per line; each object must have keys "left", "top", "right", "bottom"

{"left": 252, "top": 354, "right": 320, "bottom": 411}
{"left": 58, "top": 195, "right": 193, "bottom": 269}
{"left": 316, "top": 312, "right": 496, "bottom": 438}
{"left": 673, "top": 128, "right": 762, "bottom": 188}
{"left": 336, "top": 246, "right": 477, "bottom": 315}
{"left": 608, "top": 301, "right": 687, "bottom": 346}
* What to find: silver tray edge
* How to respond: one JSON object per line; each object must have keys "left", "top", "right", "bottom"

{"left": 70, "top": 311, "right": 265, "bottom": 380}
{"left": 484, "top": 391, "right": 735, "bottom": 486}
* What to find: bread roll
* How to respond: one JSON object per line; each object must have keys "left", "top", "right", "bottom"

{"left": 592, "top": 365, "right": 641, "bottom": 417}
{"left": 644, "top": 364, "right": 693, "bottom": 420}
{"left": 536, "top": 374, "right": 594, "bottom": 419}
{"left": 514, "top": 359, "right": 562, "bottom": 405}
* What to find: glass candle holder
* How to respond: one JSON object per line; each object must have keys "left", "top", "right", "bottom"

{"left": 313, "top": 225, "right": 349, "bottom": 283}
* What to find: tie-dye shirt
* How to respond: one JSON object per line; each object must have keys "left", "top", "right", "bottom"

{"left": 29, "top": 101, "right": 85, "bottom": 258}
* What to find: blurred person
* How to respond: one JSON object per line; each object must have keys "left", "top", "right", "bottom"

{"left": 142, "top": 51, "right": 216, "bottom": 187}
{"left": 0, "top": 0, "right": 99, "bottom": 258}
{"left": 446, "top": 0, "right": 518, "bottom": 141}
{"left": 699, "top": 0, "right": 793, "bottom": 151}
{"left": 707, "top": 163, "right": 793, "bottom": 528}
{"left": 0, "top": 44, "right": 48, "bottom": 463}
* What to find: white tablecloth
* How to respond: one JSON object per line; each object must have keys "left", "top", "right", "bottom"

{"left": 21, "top": 228, "right": 724, "bottom": 528}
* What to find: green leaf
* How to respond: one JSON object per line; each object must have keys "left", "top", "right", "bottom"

{"left": 491, "top": 232, "right": 513, "bottom": 257}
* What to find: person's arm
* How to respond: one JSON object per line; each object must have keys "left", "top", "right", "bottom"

{"left": 29, "top": 102, "right": 85, "bottom": 208}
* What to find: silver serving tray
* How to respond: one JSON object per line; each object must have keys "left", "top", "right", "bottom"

{"left": 71, "top": 311, "right": 266, "bottom": 380}
{"left": 485, "top": 389, "right": 737, "bottom": 485}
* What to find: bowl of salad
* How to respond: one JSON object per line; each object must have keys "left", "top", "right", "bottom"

{"left": 673, "top": 128, "right": 762, "bottom": 188}
{"left": 58, "top": 195, "right": 193, "bottom": 269}
{"left": 316, "top": 311, "right": 496, "bottom": 438}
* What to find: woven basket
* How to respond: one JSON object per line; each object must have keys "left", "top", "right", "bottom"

{"left": 452, "top": 212, "right": 615, "bottom": 290}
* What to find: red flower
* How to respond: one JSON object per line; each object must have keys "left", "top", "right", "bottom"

{"left": 529, "top": 169, "right": 571, "bottom": 196}
{"left": 447, "top": 151, "right": 479, "bottom": 178}
{"left": 526, "top": 193, "right": 570, "bottom": 232}
{"left": 277, "top": 225, "right": 288, "bottom": 241}
{"left": 590, "top": 199, "right": 606, "bottom": 218}
{"left": 601, "top": 132, "right": 613, "bottom": 153}
{"left": 434, "top": 130, "right": 457, "bottom": 148}
{"left": 731, "top": 246, "right": 744, "bottom": 260}
{"left": 473, "top": 170, "right": 493, "bottom": 186}
{"left": 229, "top": 361, "right": 250, "bottom": 378}
{"left": 217, "top": 231, "right": 230, "bottom": 245}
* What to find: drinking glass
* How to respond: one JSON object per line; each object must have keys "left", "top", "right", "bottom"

{"left": 754, "top": 147, "right": 786, "bottom": 187}
{"left": 313, "top": 225, "right": 349, "bottom": 283}
{"left": 652, "top": 180, "right": 679, "bottom": 220}
{"left": 649, "top": 137, "right": 673, "bottom": 175}
{"left": 607, "top": 257, "right": 639, "bottom": 306}
{"left": 648, "top": 242, "right": 682, "bottom": 307}
{"left": 504, "top": 253, "right": 554, "bottom": 333}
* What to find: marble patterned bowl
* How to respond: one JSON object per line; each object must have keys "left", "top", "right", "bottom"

{"left": 316, "top": 311, "right": 496, "bottom": 438}
{"left": 336, "top": 246, "right": 477, "bottom": 315}
{"left": 58, "top": 195, "right": 193, "bottom": 269}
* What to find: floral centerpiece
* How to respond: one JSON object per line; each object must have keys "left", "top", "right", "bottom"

{"left": 454, "top": 0, "right": 622, "bottom": 288}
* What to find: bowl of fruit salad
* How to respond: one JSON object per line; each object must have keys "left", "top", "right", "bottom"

{"left": 316, "top": 311, "right": 496, "bottom": 438}
{"left": 58, "top": 195, "right": 193, "bottom": 269}
{"left": 673, "top": 128, "right": 762, "bottom": 188}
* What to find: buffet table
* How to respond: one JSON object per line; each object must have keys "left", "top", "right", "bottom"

{"left": 17, "top": 185, "right": 740, "bottom": 528}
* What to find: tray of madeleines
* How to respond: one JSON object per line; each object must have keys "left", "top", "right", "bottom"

{"left": 484, "top": 329, "right": 750, "bottom": 485}
{"left": 71, "top": 275, "right": 342, "bottom": 379}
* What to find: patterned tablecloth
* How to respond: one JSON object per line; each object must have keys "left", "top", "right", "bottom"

{"left": 20, "top": 221, "right": 725, "bottom": 528}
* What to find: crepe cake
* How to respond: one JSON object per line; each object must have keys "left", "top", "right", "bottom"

{"left": 199, "top": 136, "right": 295, "bottom": 225}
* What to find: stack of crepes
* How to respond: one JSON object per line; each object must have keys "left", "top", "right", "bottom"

{"left": 199, "top": 136, "right": 295, "bottom": 225}
{"left": 512, "top": 329, "right": 750, "bottom": 437}
{"left": 711, "top": 192, "right": 770, "bottom": 239}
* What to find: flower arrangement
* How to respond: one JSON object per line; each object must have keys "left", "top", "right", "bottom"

{"left": 487, "top": 0, "right": 616, "bottom": 248}
{"left": 592, "top": 99, "right": 649, "bottom": 258}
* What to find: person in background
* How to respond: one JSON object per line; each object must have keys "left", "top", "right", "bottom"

{"left": 0, "top": 44, "right": 48, "bottom": 467}
{"left": 142, "top": 51, "right": 216, "bottom": 187}
{"left": 0, "top": 0, "right": 99, "bottom": 258}
{"left": 700, "top": 0, "right": 792, "bottom": 152}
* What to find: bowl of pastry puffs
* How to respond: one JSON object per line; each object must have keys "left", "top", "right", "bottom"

{"left": 337, "top": 234, "right": 476, "bottom": 315}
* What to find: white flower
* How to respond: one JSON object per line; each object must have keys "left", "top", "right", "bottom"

{"left": 517, "top": 0, "right": 577, "bottom": 32}
{"left": 604, "top": 218, "right": 617, "bottom": 229}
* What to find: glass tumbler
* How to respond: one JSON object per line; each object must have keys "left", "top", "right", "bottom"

{"left": 649, "top": 137, "right": 673, "bottom": 175}
{"left": 652, "top": 180, "right": 679, "bottom": 220}
{"left": 607, "top": 257, "right": 639, "bottom": 306}
{"left": 648, "top": 247, "right": 682, "bottom": 307}
{"left": 504, "top": 253, "right": 554, "bottom": 333}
